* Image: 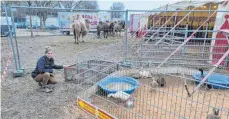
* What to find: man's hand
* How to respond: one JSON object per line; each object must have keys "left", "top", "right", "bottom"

{"left": 63, "top": 65, "right": 70, "bottom": 68}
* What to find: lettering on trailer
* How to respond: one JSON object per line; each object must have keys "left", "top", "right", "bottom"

{"left": 58, "top": 12, "right": 111, "bottom": 32}
{"left": 82, "top": 15, "right": 93, "bottom": 19}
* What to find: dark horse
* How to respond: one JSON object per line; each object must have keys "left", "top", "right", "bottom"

{"left": 109, "top": 22, "right": 114, "bottom": 36}
{"left": 97, "top": 21, "right": 110, "bottom": 39}
{"left": 97, "top": 21, "right": 103, "bottom": 39}
{"left": 102, "top": 21, "right": 110, "bottom": 38}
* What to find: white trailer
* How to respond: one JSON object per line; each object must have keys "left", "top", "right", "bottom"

{"left": 58, "top": 12, "right": 110, "bottom": 35}
{"left": 129, "top": 14, "right": 148, "bottom": 32}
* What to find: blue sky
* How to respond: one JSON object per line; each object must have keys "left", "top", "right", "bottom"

{"left": 97, "top": 0, "right": 215, "bottom": 10}
{"left": 98, "top": 0, "right": 183, "bottom": 10}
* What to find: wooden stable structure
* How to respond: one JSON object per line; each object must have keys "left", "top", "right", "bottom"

{"left": 152, "top": 3, "right": 219, "bottom": 26}
{"left": 148, "top": 2, "right": 222, "bottom": 27}
{"left": 147, "top": 1, "right": 226, "bottom": 38}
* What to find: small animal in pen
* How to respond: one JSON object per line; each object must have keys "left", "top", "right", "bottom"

{"left": 107, "top": 91, "right": 134, "bottom": 108}
{"left": 199, "top": 68, "right": 212, "bottom": 90}
{"left": 206, "top": 107, "right": 221, "bottom": 119}
{"left": 139, "top": 68, "right": 152, "bottom": 78}
{"left": 149, "top": 78, "right": 158, "bottom": 92}
{"left": 149, "top": 75, "right": 166, "bottom": 92}
{"left": 157, "top": 75, "right": 166, "bottom": 87}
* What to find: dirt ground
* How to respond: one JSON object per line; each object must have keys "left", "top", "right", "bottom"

{"left": 1, "top": 34, "right": 122, "bottom": 119}
{"left": 91, "top": 75, "right": 229, "bottom": 119}
{"left": 2, "top": 34, "right": 229, "bottom": 119}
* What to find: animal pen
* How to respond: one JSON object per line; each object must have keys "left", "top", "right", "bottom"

{"left": 64, "top": 1, "right": 229, "bottom": 119}
{"left": 2, "top": 0, "right": 229, "bottom": 119}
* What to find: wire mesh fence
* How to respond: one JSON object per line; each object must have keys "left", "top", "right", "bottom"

{"left": 65, "top": 60, "right": 229, "bottom": 119}
{"left": 6, "top": 6, "right": 127, "bottom": 71}
{"left": 1, "top": 1, "right": 229, "bottom": 118}
{"left": 69, "top": 1, "right": 229, "bottom": 118}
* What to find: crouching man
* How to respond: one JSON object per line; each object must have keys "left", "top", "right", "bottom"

{"left": 31, "top": 46, "right": 67, "bottom": 93}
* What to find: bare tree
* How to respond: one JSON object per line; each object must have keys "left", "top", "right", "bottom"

{"left": 75, "top": 1, "right": 99, "bottom": 10}
{"left": 12, "top": 1, "right": 58, "bottom": 30}
{"left": 110, "top": 2, "right": 125, "bottom": 19}
{"left": 1, "top": 1, "right": 35, "bottom": 37}
{"left": 60, "top": 0, "right": 99, "bottom": 10}
{"left": 2, "top": 0, "right": 99, "bottom": 33}
{"left": 1, "top": 1, "right": 22, "bottom": 17}
{"left": 27, "top": 1, "right": 33, "bottom": 37}
{"left": 59, "top": 1, "right": 75, "bottom": 9}
{"left": 32, "top": 1, "right": 58, "bottom": 30}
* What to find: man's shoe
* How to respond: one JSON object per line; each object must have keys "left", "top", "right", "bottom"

{"left": 38, "top": 82, "right": 42, "bottom": 87}
{"left": 41, "top": 87, "right": 52, "bottom": 93}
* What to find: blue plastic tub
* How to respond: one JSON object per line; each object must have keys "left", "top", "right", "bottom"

{"left": 98, "top": 76, "right": 139, "bottom": 94}
{"left": 192, "top": 72, "right": 229, "bottom": 89}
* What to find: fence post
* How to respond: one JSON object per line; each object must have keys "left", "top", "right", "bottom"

{"left": 10, "top": 6, "right": 22, "bottom": 71}
{"left": 28, "top": 3, "right": 34, "bottom": 37}
{"left": 2, "top": 1, "right": 18, "bottom": 69}
{"left": 224, "top": 34, "right": 229, "bottom": 69}
{"left": 124, "top": 9, "right": 128, "bottom": 60}
{"left": 2, "top": 1, "right": 24, "bottom": 77}
{"left": 224, "top": 54, "right": 229, "bottom": 69}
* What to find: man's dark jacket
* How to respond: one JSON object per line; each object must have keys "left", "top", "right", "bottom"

{"left": 31, "top": 56, "right": 63, "bottom": 78}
